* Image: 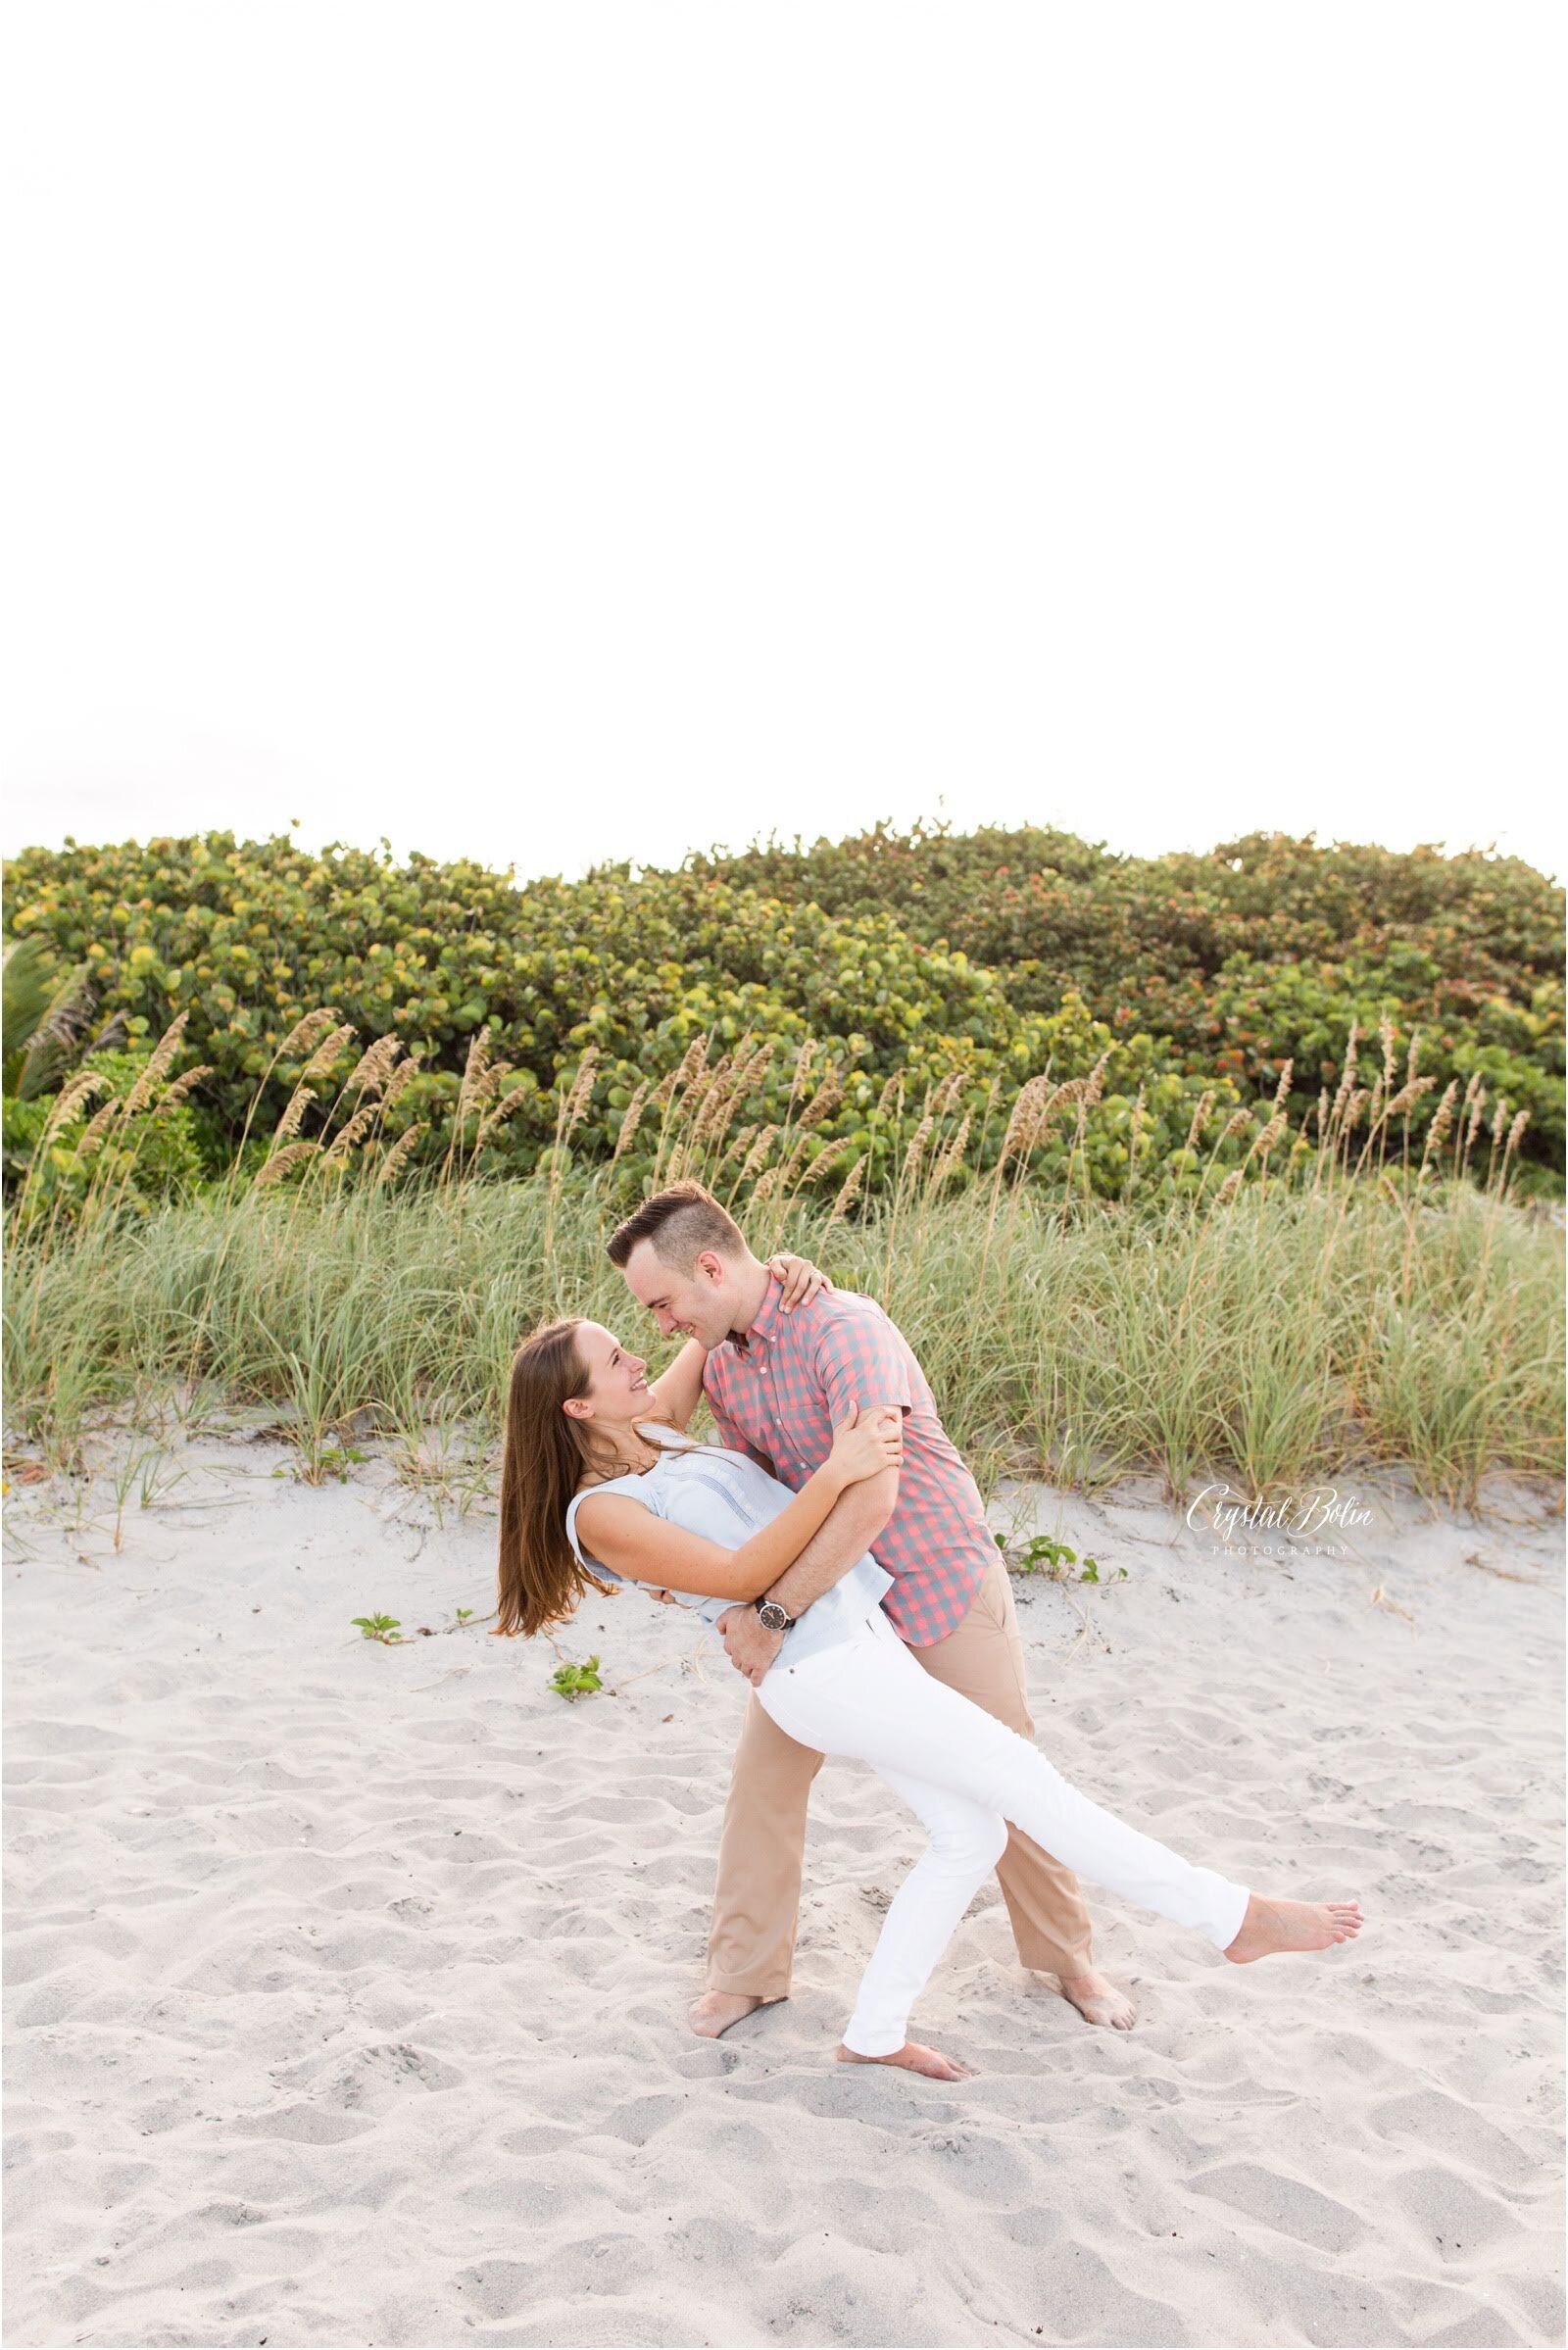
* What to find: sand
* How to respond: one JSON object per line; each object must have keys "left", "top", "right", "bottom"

{"left": 3, "top": 1419, "right": 1563, "bottom": 2350}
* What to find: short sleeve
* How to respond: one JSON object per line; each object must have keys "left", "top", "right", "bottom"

{"left": 814, "top": 1305, "right": 914, "bottom": 1423}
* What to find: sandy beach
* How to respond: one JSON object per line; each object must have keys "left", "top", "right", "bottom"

{"left": 3, "top": 1422, "right": 1562, "bottom": 2350}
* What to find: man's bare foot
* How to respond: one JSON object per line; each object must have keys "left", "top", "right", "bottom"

{"left": 836, "top": 2039, "right": 974, "bottom": 2081}
{"left": 1224, "top": 1893, "right": 1363, "bottom": 1964}
{"left": 688, "top": 1991, "right": 769, "bottom": 2038}
{"left": 1057, "top": 1970, "right": 1137, "bottom": 2030}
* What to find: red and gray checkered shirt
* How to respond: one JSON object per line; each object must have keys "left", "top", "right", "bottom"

{"left": 701, "top": 1282, "right": 993, "bottom": 1646}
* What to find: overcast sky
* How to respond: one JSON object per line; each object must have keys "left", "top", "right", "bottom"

{"left": 4, "top": 3, "right": 1563, "bottom": 887}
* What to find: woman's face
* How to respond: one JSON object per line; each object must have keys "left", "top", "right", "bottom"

{"left": 570, "top": 1322, "right": 653, "bottom": 1425}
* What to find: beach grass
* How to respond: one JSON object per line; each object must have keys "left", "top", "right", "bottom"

{"left": 5, "top": 1148, "right": 1561, "bottom": 1509}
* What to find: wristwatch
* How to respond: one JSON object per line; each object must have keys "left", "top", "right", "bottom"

{"left": 754, "top": 1596, "right": 796, "bottom": 1634}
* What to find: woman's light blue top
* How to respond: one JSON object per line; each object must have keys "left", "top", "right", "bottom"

{"left": 564, "top": 1428, "right": 894, "bottom": 1668}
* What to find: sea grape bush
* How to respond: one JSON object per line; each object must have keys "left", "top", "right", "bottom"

{"left": 2, "top": 818, "right": 1560, "bottom": 1199}
{"left": 678, "top": 822, "right": 1565, "bottom": 1177}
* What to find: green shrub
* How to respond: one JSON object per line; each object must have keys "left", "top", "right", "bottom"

{"left": 3, "top": 819, "right": 1559, "bottom": 1197}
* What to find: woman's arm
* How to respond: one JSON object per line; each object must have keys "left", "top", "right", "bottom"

{"left": 644, "top": 1253, "right": 831, "bottom": 1432}
{"left": 574, "top": 1407, "right": 902, "bottom": 1604}
{"left": 645, "top": 1340, "right": 708, "bottom": 1432}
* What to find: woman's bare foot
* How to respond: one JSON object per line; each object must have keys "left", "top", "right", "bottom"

{"left": 1224, "top": 1893, "right": 1363, "bottom": 1964}
{"left": 1057, "top": 1970, "right": 1136, "bottom": 2030}
{"left": 688, "top": 1991, "right": 768, "bottom": 2038}
{"left": 836, "top": 2040, "right": 974, "bottom": 2081}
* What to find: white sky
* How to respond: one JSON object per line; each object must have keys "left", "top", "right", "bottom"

{"left": 3, "top": 3, "right": 1564, "bottom": 888}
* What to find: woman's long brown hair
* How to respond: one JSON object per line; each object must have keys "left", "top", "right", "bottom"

{"left": 496, "top": 1316, "right": 669, "bottom": 1637}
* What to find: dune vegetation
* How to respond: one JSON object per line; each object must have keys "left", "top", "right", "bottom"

{"left": 3, "top": 819, "right": 1561, "bottom": 1503}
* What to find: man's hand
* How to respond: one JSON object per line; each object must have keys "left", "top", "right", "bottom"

{"left": 717, "top": 1603, "right": 786, "bottom": 1687}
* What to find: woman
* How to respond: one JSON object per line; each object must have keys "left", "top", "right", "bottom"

{"left": 498, "top": 1304, "right": 1363, "bottom": 2081}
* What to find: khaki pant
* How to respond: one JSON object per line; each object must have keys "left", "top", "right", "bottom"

{"left": 705, "top": 1549, "right": 1096, "bottom": 1995}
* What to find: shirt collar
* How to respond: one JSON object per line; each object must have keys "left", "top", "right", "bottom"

{"left": 730, "top": 1275, "right": 784, "bottom": 1359}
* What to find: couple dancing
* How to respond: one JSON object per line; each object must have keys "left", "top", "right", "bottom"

{"left": 497, "top": 1182, "right": 1362, "bottom": 2081}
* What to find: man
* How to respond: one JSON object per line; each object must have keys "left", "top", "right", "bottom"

{"left": 608, "top": 1181, "right": 1135, "bottom": 2038}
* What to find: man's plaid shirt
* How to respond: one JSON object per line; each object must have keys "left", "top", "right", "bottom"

{"left": 702, "top": 1281, "right": 992, "bottom": 1646}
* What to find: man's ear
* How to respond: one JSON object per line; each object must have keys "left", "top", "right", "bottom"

{"left": 694, "top": 1249, "right": 727, "bottom": 1286}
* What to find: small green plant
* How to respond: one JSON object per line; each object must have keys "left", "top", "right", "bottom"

{"left": 353, "top": 1612, "right": 404, "bottom": 1642}
{"left": 1011, "top": 1534, "right": 1126, "bottom": 1584}
{"left": 316, "top": 1443, "right": 368, "bottom": 1484}
{"left": 551, "top": 1654, "right": 603, "bottom": 1700}
{"left": 276, "top": 1442, "right": 368, "bottom": 1485}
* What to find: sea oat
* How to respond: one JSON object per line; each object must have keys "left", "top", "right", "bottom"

{"left": 276, "top": 1007, "right": 341, "bottom": 1061}
{"left": 74, "top": 1100, "right": 123, "bottom": 1159}
{"left": 901, "top": 1115, "right": 935, "bottom": 1185}
{"left": 929, "top": 1111, "right": 972, "bottom": 1189}
{"left": 609, "top": 1080, "right": 654, "bottom": 1167}
{"left": 1425, "top": 1078, "right": 1459, "bottom": 1150}
{"left": 375, "top": 1122, "right": 427, "bottom": 1186}
{"left": 786, "top": 1040, "right": 815, "bottom": 1109}
{"left": 1184, "top": 1090, "right": 1216, "bottom": 1152}
{"left": 379, "top": 1053, "right": 423, "bottom": 1113}
{"left": 474, "top": 1087, "right": 531, "bottom": 1151}
{"left": 827, "top": 1156, "right": 865, "bottom": 1225}
{"left": 1003, "top": 1076, "right": 1053, "bottom": 1159}
{"left": 122, "top": 1012, "right": 191, "bottom": 1117}
{"left": 1331, "top": 1021, "right": 1361, "bottom": 1118}
{"left": 38, "top": 1070, "right": 110, "bottom": 1145}
{"left": 300, "top": 1023, "right": 356, "bottom": 1085}
{"left": 798, "top": 1079, "right": 843, "bottom": 1132}
{"left": 561, "top": 1048, "right": 601, "bottom": 1137}
{"left": 273, "top": 1084, "right": 317, "bottom": 1147}
{"left": 738, "top": 1125, "right": 780, "bottom": 1182}
{"left": 719, "top": 1122, "right": 760, "bottom": 1171}
{"left": 322, "top": 1105, "right": 379, "bottom": 1165}
{"left": 254, "top": 1141, "right": 320, "bottom": 1187}
{"left": 343, "top": 1034, "right": 403, "bottom": 1102}
{"left": 456, "top": 1026, "right": 493, "bottom": 1124}
{"left": 777, "top": 1131, "right": 818, "bottom": 1192}
{"left": 154, "top": 1064, "right": 215, "bottom": 1113}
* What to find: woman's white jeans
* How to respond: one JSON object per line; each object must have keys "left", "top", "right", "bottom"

{"left": 758, "top": 1602, "right": 1250, "bottom": 2058}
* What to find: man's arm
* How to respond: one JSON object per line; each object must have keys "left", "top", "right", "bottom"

{"left": 716, "top": 1460, "right": 899, "bottom": 1687}
{"left": 719, "top": 1302, "right": 914, "bottom": 1685}
{"left": 763, "top": 1461, "right": 899, "bottom": 1619}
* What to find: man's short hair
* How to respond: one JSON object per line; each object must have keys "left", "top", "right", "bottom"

{"left": 606, "top": 1181, "right": 748, "bottom": 1273}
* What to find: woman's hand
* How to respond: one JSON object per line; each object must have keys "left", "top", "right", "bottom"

{"left": 766, "top": 1250, "right": 831, "bottom": 1309}
{"left": 827, "top": 1401, "right": 904, "bottom": 1486}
